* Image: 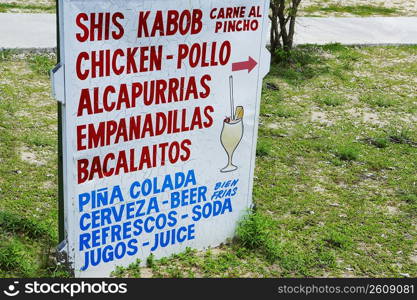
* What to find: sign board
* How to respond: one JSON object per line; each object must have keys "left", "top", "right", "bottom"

{"left": 53, "top": 0, "right": 270, "bottom": 277}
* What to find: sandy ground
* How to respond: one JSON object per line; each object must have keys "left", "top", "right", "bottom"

{"left": 300, "top": 0, "right": 417, "bottom": 16}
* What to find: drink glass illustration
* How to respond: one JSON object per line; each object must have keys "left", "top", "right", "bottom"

{"left": 220, "top": 75, "right": 244, "bottom": 173}
{"left": 220, "top": 118, "right": 243, "bottom": 173}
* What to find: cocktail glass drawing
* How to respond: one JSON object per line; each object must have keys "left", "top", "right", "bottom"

{"left": 220, "top": 76, "right": 244, "bottom": 173}
{"left": 220, "top": 118, "right": 243, "bottom": 172}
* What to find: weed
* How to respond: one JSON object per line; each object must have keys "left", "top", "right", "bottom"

{"left": 236, "top": 212, "right": 282, "bottom": 262}
{"left": 146, "top": 254, "right": 155, "bottom": 268}
{"left": 314, "top": 93, "right": 346, "bottom": 107}
{"left": 324, "top": 230, "right": 352, "bottom": 250}
{"left": 388, "top": 129, "right": 416, "bottom": 146}
{"left": 321, "top": 43, "right": 347, "bottom": 52}
{"left": 372, "top": 137, "right": 389, "bottom": 149}
{"left": 362, "top": 137, "right": 389, "bottom": 149}
{"left": 0, "top": 239, "right": 33, "bottom": 276}
{"left": 335, "top": 144, "right": 360, "bottom": 161}
{"left": 256, "top": 139, "right": 272, "bottom": 157}
{"left": 270, "top": 46, "right": 329, "bottom": 85}
{"left": 274, "top": 106, "right": 298, "bottom": 118}
{"left": 28, "top": 55, "right": 56, "bottom": 76}
{"left": 360, "top": 93, "right": 398, "bottom": 108}
{"left": 0, "top": 50, "right": 17, "bottom": 62}
{"left": 0, "top": 211, "right": 54, "bottom": 240}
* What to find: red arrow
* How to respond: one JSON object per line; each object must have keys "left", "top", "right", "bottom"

{"left": 232, "top": 56, "right": 258, "bottom": 73}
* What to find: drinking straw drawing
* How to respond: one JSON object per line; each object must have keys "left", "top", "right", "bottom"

{"left": 229, "top": 75, "right": 235, "bottom": 120}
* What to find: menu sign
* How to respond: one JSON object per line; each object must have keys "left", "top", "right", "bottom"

{"left": 53, "top": 0, "right": 270, "bottom": 277}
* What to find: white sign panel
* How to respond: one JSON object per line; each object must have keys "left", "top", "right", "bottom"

{"left": 54, "top": 0, "right": 270, "bottom": 277}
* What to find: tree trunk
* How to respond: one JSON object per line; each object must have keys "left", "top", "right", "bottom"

{"left": 286, "top": 0, "right": 301, "bottom": 50}
{"left": 269, "top": 5, "right": 280, "bottom": 54}
{"left": 269, "top": 0, "right": 302, "bottom": 54}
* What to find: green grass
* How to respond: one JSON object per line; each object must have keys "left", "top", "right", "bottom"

{"left": 1, "top": 45, "right": 417, "bottom": 278}
{"left": 0, "top": 3, "right": 55, "bottom": 13}
{"left": 28, "top": 54, "right": 56, "bottom": 76}
{"left": 236, "top": 212, "right": 281, "bottom": 261}
{"left": 363, "top": 137, "right": 389, "bottom": 149}
{"left": 314, "top": 93, "right": 346, "bottom": 107}
{"left": 0, "top": 211, "right": 54, "bottom": 240}
{"left": 303, "top": 4, "right": 399, "bottom": 16}
{"left": 270, "top": 47, "right": 330, "bottom": 85}
{"left": 360, "top": 93, "right": 400, "bottom": 108}
{"left": 335, "top": 144, "right": 360, "bottom": 161}
{"left": 0, "top": 52, "right": 62, "bottom": 277}
{"left": 256, "top": 139, "right": 272, "bottom": 157}
{"left": 0, "top": 239, "right": 35, "bottom": 276}
{"left": 112, "top": 45, "right": 417, "bottom": 278}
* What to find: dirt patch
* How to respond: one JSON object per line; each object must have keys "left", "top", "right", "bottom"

{"left": 42, "top": 181, "right": 55, "bottom": 189}
{"left": 311, "top": 111, "right": 333, "bottom": 126}
{"left": 363, "top": 112, "right": 384, "bottom": 126}
{"left": 313, "top": 185, "right": 326, "bottom": 193}
{"left": 386, "top": 205, "right": 400, "bottom": 215}
{"left": 140, "top": 268, "right": 154, "bottom": 278}
{"left": 341, "top": 271, "right": 356, "bottom": 278}
{"left": 20, "top": 146, "right": 45, "bottom": 166}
